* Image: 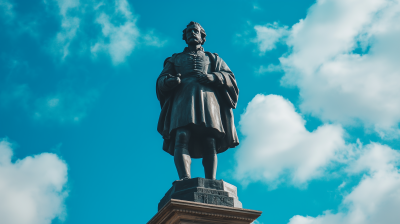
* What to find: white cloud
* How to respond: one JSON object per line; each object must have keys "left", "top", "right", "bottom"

{"left": 288, "top": 143, "right": 400, "bottom": 224}
{"left": 56, "top": 16, "right": 80, "bottom": 59}
{"left": 253, "top": 22, "right": 289, "bottom": 54}
{"left": 256, "top": 64, "right": 282, "bottom": 74}
{"left": 0, "top": 139, "right": 68, "bottom": 224}
{"left": 55, "top": 0, "right": 79, "bottom": 16}
{"left": 51, "top": 0, "right": 81, "bottom": 59}
{"left": 91, "top": 0, "right": 140, "bottom": 64}
{"left": 254, "top": 0, "right": 400, "bottom": 138}
{"left": 46, "top": 0, "right": 164, "bottom": 63}
{"left": 235, "top": 94, "right": 347, "bottom": 188}
{"left": 235, "top": 94, "right": 400, "bottom": 223}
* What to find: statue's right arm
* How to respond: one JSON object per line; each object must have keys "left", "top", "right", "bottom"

{"left": 157, "top": 61, "right": 179, "bottom": 92}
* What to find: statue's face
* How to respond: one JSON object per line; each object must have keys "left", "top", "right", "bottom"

{"left": 185, "top": 24, "right": 202, "bottom": 45}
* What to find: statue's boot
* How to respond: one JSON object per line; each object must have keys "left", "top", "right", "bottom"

{"left": 203, "top": 138, "right": 217, "bottom": 180}
{"left": 174, "top": 128, "right": 192, "bottom": 180}
{"left": 174, "top": 146, "right": 191, "bottom": 180}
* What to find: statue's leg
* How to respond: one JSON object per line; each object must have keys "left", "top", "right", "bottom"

{"left": 174, "top": 127, "right": 192, "bottom": 180}
{"left": 202, "top": 137, "right": 217, "bottom": 180}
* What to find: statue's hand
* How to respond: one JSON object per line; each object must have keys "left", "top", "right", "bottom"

{"left": 196, "top": 73, "right": 216, "bottom": 84}
{"left": 165, "top": 73, "right": 181, "bottom": 89}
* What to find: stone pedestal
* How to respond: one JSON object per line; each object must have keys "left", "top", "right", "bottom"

{"left": 148, "top": 199, "right": 262, "bottom": 224}
{"left": 158, "top": 178, "right": 242, "bottom": 210}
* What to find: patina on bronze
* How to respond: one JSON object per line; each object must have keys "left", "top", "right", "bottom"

{"left": 156, "top": 21, "right": 239, "bottom": 180}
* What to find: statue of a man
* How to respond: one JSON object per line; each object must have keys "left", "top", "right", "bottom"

{"left": 156, "top": 21, "right": 239, "bottom": 180}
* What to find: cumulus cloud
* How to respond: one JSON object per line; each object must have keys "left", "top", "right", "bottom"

{"left": 0, "top": 139, "right": 68, "bottom": 224}
{"left": 235, "top": 94, "right": 347, "bottom": 188}
{"left": 288, "top": 143, "right": 400, "bottom": 224}
{"left": 253, "top": 22, "right": 289, "bottom": 54}
{"left": 48, "top": 0, "right": 165, "bottom": 63}
{"left": 51, "top": 0, "right": 81, "bottom": 59}
{"left": 253, "top": 0, "right": 400, "bottom": 138}
{"left": 91, "top": 0, "right": 140, "bottom": 64}
{"left": 235, "top": 94, "right": 400, "bottom": 223}
{"left": 91, "top": 0, "right": 166, "bottom": 64}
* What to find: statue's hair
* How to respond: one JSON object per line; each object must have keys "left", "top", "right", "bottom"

{"left": 182, "top": 21, "right": 206, "bottom": 45}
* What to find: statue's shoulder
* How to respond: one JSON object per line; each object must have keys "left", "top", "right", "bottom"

{"left": 163, "top": 53, "right": 182, "bottom": 67}
{"left": 205, "top": 51, "right": 219, "bottom": 59}
{"left": 205, "top": 52, "right": 222, "bottom": 64}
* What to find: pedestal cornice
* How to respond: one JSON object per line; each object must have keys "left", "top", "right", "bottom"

{"left": 148, "top": 199, "right": 262, "bottom": 224}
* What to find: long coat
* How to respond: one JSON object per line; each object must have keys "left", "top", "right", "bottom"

{"left": 156, "top": 49, "right": 239, "bottom": 158}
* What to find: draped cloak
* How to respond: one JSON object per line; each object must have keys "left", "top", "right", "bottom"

{"left": 156, "top": 48, "right": 239, "bottom": 158}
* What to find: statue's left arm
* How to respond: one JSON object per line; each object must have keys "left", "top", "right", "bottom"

{"left": 211, "top": 55, "right": 239, "bottom": 109}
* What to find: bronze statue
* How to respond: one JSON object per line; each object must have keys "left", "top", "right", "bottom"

{"left": 156, "top": 21, "right": 239, "bottom": 180}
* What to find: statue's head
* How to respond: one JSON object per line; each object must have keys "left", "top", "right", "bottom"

{"left": 182, "top": 21, "right": 206, "bottom": 45}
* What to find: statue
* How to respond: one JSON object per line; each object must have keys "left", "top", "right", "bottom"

{"left": 156, "top": 21, "right": 239, "bottom": 181}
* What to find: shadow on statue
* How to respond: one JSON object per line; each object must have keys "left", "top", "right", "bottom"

{"left": 150, "top": 22, "right": 261, "bottom": 224}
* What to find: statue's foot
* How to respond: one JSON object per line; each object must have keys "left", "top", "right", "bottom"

{"left": 179, "top": 177, "right": 191, "bottom": 181}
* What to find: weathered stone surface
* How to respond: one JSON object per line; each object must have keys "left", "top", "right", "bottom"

{"left": 223, "top": 181, "right": 243, "bottom": 208}
{"left": 158, "top": 178, "right": 242, "bottom": 210}
{"left": 148, "top": 199, "right": 262, "bottom": 224}
{"left": 156, "top": 21, "right": 240, "bottom": 181}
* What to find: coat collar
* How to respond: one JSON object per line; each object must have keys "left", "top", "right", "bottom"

{"left": 183, "top": 46, "right": 204, "bottom": 53}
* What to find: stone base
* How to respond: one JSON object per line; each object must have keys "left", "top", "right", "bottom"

{"left": 148, "top": 199, "right": 262, "bottom": 224}
{"left": 158, "top": 178, "right": 242, "bottom": 210}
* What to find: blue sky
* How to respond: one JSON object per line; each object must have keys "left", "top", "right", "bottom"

{"left": 1, "top": 0, "right": 400, "bottom": 223}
